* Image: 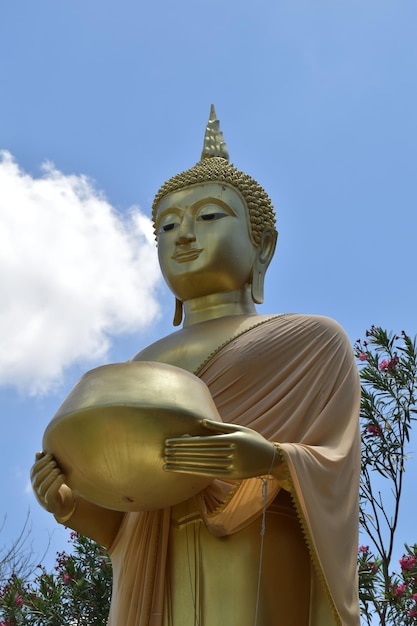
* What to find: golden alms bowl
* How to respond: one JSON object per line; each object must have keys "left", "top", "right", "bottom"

{"left": 42, "top": 361, "right": 221, "bottom": 512}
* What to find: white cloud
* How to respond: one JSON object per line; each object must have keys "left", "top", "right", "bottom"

{"left": 0, "top": 151, "right": 162, "bottom": 395}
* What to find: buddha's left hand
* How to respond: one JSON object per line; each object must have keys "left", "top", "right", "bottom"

{"left": 164, "top": 420, "right": 279, "bottom": 480}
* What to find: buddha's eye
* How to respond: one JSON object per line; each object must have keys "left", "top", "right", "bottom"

{"left": 161, "top": 223, "right": 178, "bottom": 232}
{"left": 157, "top": 215, "right": 180, "bottom": 234}
{"left": 196, "top": 205, "right": 229, "bottom": 222}
{"left": 197, "top": 212, "right": 227, "bottom": 221}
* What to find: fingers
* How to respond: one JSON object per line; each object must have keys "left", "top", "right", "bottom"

{"left": 44, "top": 475, "right": 66, "bottom": 510}
{"left": 31, "top": 454, "right": 63, "bottom": 490}
{"left": 201, "top": 419, "right": 242, "bottom": 434}
{"left": 31, "top": 451, "right": 49, "bottom": 474}
{"left": 163, "top": 464, "right": 231, "bottom": 476}
{"left": 35, "top": 466, "right": 61, "bottom": 492}
{"left": 164, "top": 437, "right": 235, "bottom": 475}
{"left": 30, "top": 452, "right": 66, "bottom": 512}
{"left": 165, "top": 437, "right": 236, "bottom": 450}
{"left": 164, "top": 454, "right": 233, "bottom": 475}
{"left": 165, "top": 446, "right": 234, "bottom": 461}
{"left": 165, "top": 429, "right": 238, "bottom": 462}
{"left": 165, "top": 422, "right": 243, "bottom": 448}
{"left": 31, "top": 453, "right": 56, "bottom": 482}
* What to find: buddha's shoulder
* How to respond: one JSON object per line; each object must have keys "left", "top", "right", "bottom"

{"left": 130, "top": 329, "right": 188, "bottom": 366}
{"left": 277, "top": 313, "right": 347, "bottom": 333}
{"left": 130, "top": 314, "right": 275, "bottom": 371}
{"left": 268, "top": 313, "right": 351, "bottom": 347}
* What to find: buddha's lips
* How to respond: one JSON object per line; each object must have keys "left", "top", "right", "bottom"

{"left": 172, "top": 249, "right": 203, "bottom": 262}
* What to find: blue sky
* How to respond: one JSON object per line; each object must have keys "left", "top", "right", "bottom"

{"left": 0, "top": 0, "right": 416, "bottom": 590}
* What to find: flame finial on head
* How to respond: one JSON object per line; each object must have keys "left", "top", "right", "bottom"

{"left": 201, "top": 104, "right": 230, "bottom": 161}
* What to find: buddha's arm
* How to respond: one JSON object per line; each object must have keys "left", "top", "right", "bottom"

{"left": 31, "top": 452, "right": 123, "bottom": 548}
{"left": 61, "top": 495, "right": 123, "bottom": 549}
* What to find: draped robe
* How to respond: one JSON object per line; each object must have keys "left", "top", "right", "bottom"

{"left": 108, "top": 314, "right": 361, "bottom": 626}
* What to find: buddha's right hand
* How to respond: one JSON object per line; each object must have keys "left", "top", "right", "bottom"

{"left": 30, "top": 452, "right": 76, "bottom": 521}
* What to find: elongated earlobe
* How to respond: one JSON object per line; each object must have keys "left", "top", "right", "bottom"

{"left": 173, "top": 298, "right": 183, "bottom": 326}
{"left": 251, "top": 268, "right": 265, "bottom": 304}
{"left": 251, "top": 228, "right": 278, "bottom": 305}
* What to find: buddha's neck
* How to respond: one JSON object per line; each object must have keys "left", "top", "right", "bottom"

{"left": 182, "top": 288, "right": 257, "bottom": 327}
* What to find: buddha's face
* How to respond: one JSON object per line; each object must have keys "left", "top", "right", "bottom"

{"left": 154, "top": 182, "right": 258, "bottom": 302}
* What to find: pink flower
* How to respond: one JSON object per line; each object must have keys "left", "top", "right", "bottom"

{"left": 366, "top": 424, "right": 382, "bottom": 436}
{"left": 409, "top": 608, "right": 417, "bottom": 618}
{"left": 359, "top": 545, "right": 369, "bottom": 553}
{"left": 413, "top": 593, "right": 417, "bottom": 602}
{"left": 359, "top": 353, "right": 367, "bottom": 361}
{"left": 14, "top": 592, "right": 23, "bottom": 607}
{"left": 388, "top": 356, "right": 400, "bottom": 371}
{"left": 379, "top": 356, "right": 400, "bottom": 372}
{"left": 393, "top": 583, "right": 406, "bottom": 598}
{"left": 400, "top": 555, "right": 416, "bottom": 571}
{"left": 63, "top": 573, "right": 71, "bottom": 584}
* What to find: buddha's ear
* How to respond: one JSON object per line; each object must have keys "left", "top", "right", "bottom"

{"left": 251, "top": 228, "right": 278, "bottom": 304}
{"left": 173, "top": 297, "right": 183, "bottom": 326}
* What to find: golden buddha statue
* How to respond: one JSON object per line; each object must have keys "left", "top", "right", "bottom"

{"left": 31, "top": 106, "right": 361, "bottom": 626}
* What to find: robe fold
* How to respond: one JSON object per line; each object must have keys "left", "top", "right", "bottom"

{"left": 108, "top": 314, "right": 361, "bottom": 626}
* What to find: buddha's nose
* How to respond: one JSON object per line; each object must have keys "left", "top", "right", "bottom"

{"left": 175, "top": 231, "right": 196, "bottom": 245}
{"left": 175, "top": 216, "right": 196, "bottom": 245}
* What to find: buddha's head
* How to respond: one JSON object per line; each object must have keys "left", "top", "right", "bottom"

{"left": 152, "top": 106, "right": 278, "bottom": 325}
